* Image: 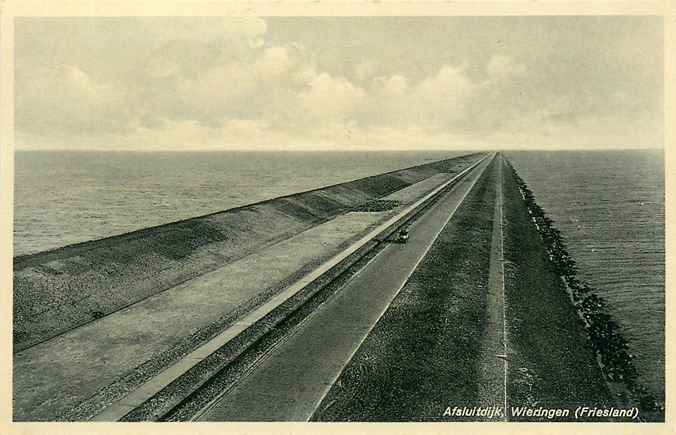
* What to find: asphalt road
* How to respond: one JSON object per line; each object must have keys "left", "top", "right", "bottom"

{"left": 197, "top": 155, "right": 495, "bottom": 421}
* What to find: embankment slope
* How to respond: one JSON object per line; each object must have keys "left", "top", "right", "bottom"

{"left": 14, "top": 153, "right": 483, "bottom": 351}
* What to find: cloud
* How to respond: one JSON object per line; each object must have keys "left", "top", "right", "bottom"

{"left": 354, "top": 60, "right": 379, "bottom": 82}
{"left": 411, "top": 65, "right": 477, "bottom": 126}
{"left": 14, "top": 17, "right": 663, "bottom": 151}
{"left": 15, "top": 17, "right": 272, "bottom": 137}
{"left": 175, "top": 62, "right": 260, "bottom": 125}
{"left": 298, "top": 72, "right": 365, "bottom": 122}
{"left": 373, "top": 75, "right": 409, "bottom": 96}
{"left": 16, "top": 64, "right": 130, "bottom": 137}
{"left": 254, "top": 46, "right": 298, "bottom": 81}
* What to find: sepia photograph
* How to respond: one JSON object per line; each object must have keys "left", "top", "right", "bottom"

{"left": 1, "top": 3, "right": 670, "bottom": 431}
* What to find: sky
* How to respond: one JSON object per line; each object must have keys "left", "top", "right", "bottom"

{"left": 14, "top": 16, "right": 663, "bottom": 151}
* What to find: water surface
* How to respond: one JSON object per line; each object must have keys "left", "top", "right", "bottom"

{"left": 14, "top": 150, "right": 466, "bottom": 256}
{"left": 507, "top": 150, "right": 664, "bottom": 402}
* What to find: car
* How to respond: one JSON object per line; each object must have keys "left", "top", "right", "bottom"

{"left": 398, "top": 228, "right": 409, "bottom": 244}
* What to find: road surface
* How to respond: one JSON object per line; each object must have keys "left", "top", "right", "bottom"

{"left": 196, "top": 154, "right": 495, "bottom": 421}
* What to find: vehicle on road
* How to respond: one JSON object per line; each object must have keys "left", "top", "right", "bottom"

{"left": 398, "top": 228, "right": 410, "bottom": 244}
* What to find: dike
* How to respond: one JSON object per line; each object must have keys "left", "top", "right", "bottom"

{"left": 13, "top": 153, "right": 482, "bottom": 352}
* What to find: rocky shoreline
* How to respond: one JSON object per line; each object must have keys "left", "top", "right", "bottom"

{"left": 505, "top": 160, "right": 663, "bottom": 421}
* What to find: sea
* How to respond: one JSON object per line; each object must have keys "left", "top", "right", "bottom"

{"left": 13, "top": 149, "right": 664, "bottom": 400}
{"left": 507, "top": 150, "right": 664, "bottom": 403}
{"left": 13, "top": 151, "right": 467, "bottom": 256}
